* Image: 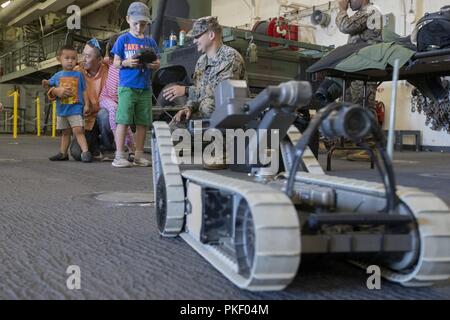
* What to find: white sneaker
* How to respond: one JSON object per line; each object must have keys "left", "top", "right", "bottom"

{"left": 133, "top": 157, "right": 152, "bottom": 167}
{"left": 112, "top": 158, "right": 133, "bottom": 168}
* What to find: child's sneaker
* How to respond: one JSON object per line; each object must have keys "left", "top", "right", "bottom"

{"left": 133, "top": 157, "right": 151, "bottom": 167}
{"left": 81, "top": 151, "right": 92, "bottom": 163}
{"left": 49, "top": 153, "right": 69, "bottom": 161}
{"left": 112, "top": 158, "right": 133, "bottom": 168}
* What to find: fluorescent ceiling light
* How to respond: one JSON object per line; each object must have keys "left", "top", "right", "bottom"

{"left": 1, "top": 1, "right": 11, "bottom": 9}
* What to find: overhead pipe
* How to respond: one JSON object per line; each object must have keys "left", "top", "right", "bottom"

{"left": 8, "top": 0, "right": 76, "bottom": 27}
{"left": 79, "top": 0, "right": 116, "bottom": 17}
{"left": 0, "top": 0, "right": 33, "bottom": 24}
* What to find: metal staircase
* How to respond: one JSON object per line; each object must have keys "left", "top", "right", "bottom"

{"left": 24, "top": 42, "right": 46, "bottom": 68}
{"left": 22, "top": 24, "right": 46, "bottom": 68}
{"left": 0, "top": 26, "right": 113, "bottom": 83}
{"left": 0, "top": 27, "right": 66, "bottom": 83}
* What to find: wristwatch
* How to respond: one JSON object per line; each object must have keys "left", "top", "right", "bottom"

{"left": 185, "top": 86, "right": 189, "bottom": 96}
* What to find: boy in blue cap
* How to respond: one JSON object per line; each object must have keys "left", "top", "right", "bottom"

{"left": 111, "top": 1, "right": 160, "bottom": 168}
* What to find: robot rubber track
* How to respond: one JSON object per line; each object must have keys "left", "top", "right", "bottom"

{"left": 151, "top": 122, "right": 185, "bottom": 237}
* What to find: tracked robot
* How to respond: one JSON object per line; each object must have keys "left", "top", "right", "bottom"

{"left": 151, "top": 79, "right": 450, "bottom": 291}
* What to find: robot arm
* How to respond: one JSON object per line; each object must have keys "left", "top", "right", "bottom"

{"left": 209, "top": 80, "right": 312, "bottom": 130}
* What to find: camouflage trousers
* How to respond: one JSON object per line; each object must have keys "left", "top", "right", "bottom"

{"left": 316, "top": 77, "right": 378, "bottom": 115}
{"left": 345, "top": 80, "right": 378, "bottom": 115}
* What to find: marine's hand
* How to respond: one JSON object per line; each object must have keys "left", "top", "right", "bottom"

{"left": 163, "top": 85, "right": 186, "bottom": 102}
{"left": 173, "top": 107, "right": 192, "bottom": 123}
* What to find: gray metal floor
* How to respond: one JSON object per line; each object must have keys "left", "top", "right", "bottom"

{"left": 0, "top": 135, "right": 449, "bottom": 300}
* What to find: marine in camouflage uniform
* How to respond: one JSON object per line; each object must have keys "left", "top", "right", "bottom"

{"left": 185, "top": 16, "right": 247, "bottom": 118}
{"left": 169, "top": 17, "right": 247, "bottom": 168}
{"left": 336, "top": 0, "right": 382, "bottom": 113}
{"left": 186, "top": 44, "right": 247, "bottom": 117}
{"left": 336, "top": 2, "right": 382, "bottom": 45}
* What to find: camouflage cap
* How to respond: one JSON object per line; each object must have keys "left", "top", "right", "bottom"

{"left": 187, "top": 16, "right": 220, "bottom": 38}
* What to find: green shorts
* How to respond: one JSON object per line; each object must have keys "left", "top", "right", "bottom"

{"left": 116, "top": 87, "right": 152, "bottom": 126}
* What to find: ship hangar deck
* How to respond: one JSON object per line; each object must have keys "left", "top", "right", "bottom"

{"left": 0, "top": 135, "right": 449, "bottom": 300}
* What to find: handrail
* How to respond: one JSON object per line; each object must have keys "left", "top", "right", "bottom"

{"left": 0, "top": 25, "right": 112, "bottom": 60}
{"left": 0, "top": 26, "right": 67, "bottom": 60}
{"left": 0, "top": 26, "right": 113, "bottom": 78}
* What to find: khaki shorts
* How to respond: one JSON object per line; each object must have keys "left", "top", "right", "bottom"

{"left": 57, "top": 115, "right": 84, "bottom": 130}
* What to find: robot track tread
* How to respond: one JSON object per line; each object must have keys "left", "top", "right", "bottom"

{"left": 152, "top": 122, "right": 185, "bottom": 237}
{"left": 182, "top": 170, "right": 302, "bottom": 291}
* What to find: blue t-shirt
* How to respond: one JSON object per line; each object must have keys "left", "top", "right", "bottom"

{"left": 111, "top": 32, "right": 160, "bottom": 89}
{"left": 48, "top": 70, "right": 86, "bottom": 117}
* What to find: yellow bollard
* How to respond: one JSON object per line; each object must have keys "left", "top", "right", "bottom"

{"left": 36, "top": 96, "right": 41, "bottom": 137}
{"left": 8, "top": 90, "right": 19, "bottom": 139}
{"left": 52, "top": 100, "right": 56, "bottom": 138}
